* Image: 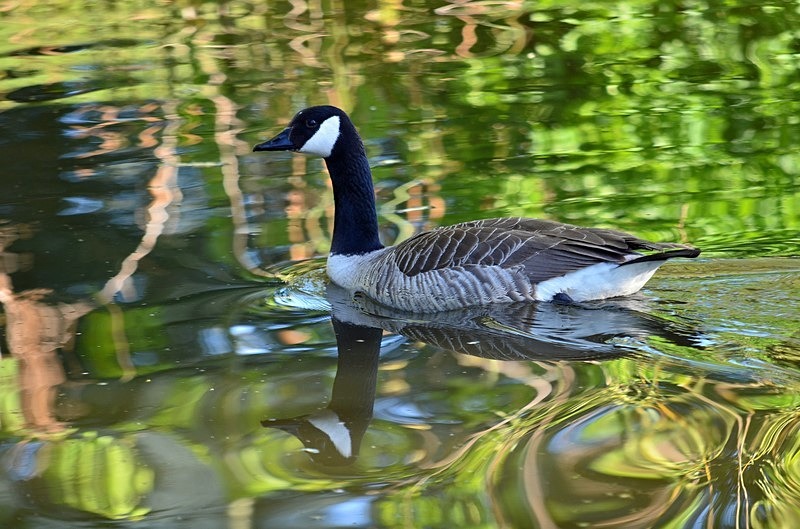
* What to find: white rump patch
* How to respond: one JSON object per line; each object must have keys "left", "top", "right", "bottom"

{"left": 535, "top": 260, "right": 666, "bottom": 302}
{"left": 299, "top": 115, "right": 341, "bottom": 158}
{"left": 308, "top": 410, "right": 352, "bottom": 459}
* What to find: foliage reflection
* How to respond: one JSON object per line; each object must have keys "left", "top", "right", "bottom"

{"left": 1, "top": 0, "right": 799, "bottom": 527}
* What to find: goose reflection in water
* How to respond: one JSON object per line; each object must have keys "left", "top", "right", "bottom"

{"left": 263, "top": 284, "right": 701, "bottom": 466}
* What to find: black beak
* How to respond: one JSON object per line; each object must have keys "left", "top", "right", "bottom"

{"left": 253, "top": 127, "right": 295, "bottom": 152}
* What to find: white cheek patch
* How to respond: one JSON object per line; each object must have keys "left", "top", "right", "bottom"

{"left": 308, "top": 410, "right": 352, "bottom": 459}
{"left": 299, "top": 115, "right": 341, "bottom": 158}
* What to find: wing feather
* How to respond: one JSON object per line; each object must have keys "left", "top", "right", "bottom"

{"left": 388, "top": 217, "right": 698, "bottom": 284}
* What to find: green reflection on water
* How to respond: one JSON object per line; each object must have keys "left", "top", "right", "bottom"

{"left": 1, "top": 0, "right": 800, "bottom": 528}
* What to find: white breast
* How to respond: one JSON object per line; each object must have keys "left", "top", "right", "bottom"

{"left": 327, "top": 250, "right": 388, "bottom": 291}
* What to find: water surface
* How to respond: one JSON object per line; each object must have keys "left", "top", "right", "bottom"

{"left": 1, "top": 1, "right": 799, "bottom": 528}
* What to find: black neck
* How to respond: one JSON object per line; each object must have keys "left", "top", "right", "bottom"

{"left": 326, "top": 147, "right": 384, "bottom": 255}
{"left": 330, "top": 318, "right": 381, "bottom": 420}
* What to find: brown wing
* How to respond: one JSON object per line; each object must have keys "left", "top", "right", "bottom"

{"left": 389, "top": 217, "right": 698, "bottom": 284}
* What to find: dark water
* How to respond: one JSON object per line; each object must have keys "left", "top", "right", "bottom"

{"left": 1, "top": 1, "right": 799, "bottom": 528}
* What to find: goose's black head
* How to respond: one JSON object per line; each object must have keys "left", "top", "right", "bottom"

{"left": 253, "top": 105, "right": 360, "bottom": 159}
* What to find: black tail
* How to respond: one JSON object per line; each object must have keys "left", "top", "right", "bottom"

{"left": 620, "top": 247, "right": 701, "bottom": 266}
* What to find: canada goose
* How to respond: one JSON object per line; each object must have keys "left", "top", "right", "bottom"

{"left": 253, "top": 105, "right": 700, "bottom": 313}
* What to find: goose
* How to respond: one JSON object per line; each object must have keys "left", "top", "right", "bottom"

{"left": 253, "top": 105, "right": 700, "bottom": 313}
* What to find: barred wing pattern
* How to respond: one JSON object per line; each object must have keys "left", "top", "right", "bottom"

{"left": 392, "top": 217, "right": 694, "bottom": 283}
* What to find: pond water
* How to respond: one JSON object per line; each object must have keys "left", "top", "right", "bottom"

{"left": 1, "top": 1, "right": 800, "bottom": 528}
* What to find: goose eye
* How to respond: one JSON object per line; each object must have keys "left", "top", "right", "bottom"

{"left": 306, "top": 119, "right": 318, "bottom": 128}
